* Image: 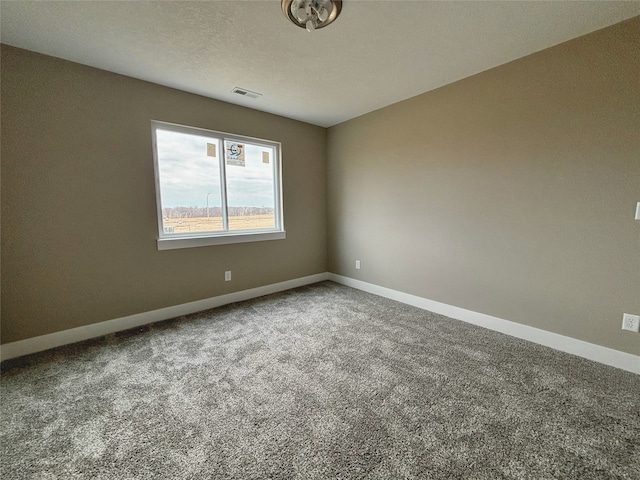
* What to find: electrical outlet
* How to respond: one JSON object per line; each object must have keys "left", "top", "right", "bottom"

{"left": 355, "top": 260, "right": 361, "bottom": 269}
{"left": 622, "top": 313, "right": 640, "bottom": 333}
{"left": 225, "top": 271, "right": 231, "bottom": 282}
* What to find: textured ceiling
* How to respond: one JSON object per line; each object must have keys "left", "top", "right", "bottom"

{"left": 2, "top": 1, "right": 639, "bottom": 127}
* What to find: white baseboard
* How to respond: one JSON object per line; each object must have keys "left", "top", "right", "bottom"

{"left": 4, "top": 272, "right": 638, "bottom": 375}
{"left": 328, "top": 274, "right": 640, "bottom": 375}
{"left": 0, "top": 273, "right": 329, "bottom": 362}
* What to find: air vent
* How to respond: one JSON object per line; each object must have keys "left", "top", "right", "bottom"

{"left": 232, "top": 87, "right": 262, "bottom": 99}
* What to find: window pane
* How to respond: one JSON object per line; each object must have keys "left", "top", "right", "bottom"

{"left": 152, "top": 121, "right": 284, "bottom": 248}
{"left": 156, "top": 130, "right": 223, "bottom": 234}
{"left": 224, "top": 141, "right": 276, "bottom": 231}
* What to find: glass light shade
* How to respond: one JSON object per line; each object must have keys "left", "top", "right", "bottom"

{"left": 282, "top": 0, "right": 342, "bottom": 31}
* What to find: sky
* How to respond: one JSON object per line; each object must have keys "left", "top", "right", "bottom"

{"left": 156, "top": 129, "right": 276, "bottom": 209}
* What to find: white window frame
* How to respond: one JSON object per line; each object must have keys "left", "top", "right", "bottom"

{"left": 151, "top": 121, "right": 285, "bottom": 250}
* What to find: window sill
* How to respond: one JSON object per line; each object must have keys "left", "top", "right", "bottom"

{"left": 157, "top": 230, "right": 286, "bottom": 250}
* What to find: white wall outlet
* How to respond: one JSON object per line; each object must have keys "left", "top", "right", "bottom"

{"left": 355, "top": 260, "right": 361, "bottom": 269}
{"left": 622, "top": 313, "right": 640, "bottom": 332}
{"left": 225, "top": 271, "right": 231, "bottom": 282}
{"left": 635, "top": 202, "right": 640, "bottom": 220}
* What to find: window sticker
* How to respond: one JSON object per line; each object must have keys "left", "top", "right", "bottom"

{"left": 207, "top": 143, "right": 216, "bottom": 157}
{"left": 262, "top": 151, "right": 270, "bottom": 164}
{"left": 225, "top": 142, "right": 245, "bottom": 167}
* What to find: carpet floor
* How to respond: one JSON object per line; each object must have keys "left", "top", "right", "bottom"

{"left": 1, "top": 281, "right": 639, "bottom": 479}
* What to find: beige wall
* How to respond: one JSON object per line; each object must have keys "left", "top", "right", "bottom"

{"left": 1, "top": 46, "right": 327, "bottom": 344}
{"left": 327, "top": 18, "right": 640, "bottom": 355}
{"left": 3, "top": 18, "right": 639, "bottom": 355}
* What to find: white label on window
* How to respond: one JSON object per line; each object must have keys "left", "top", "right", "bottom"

{"left": 225, "top": 142, "right": 245, "bottom": 167}
{"left": 262, "top": 151, "right": 270, "bottom": 164}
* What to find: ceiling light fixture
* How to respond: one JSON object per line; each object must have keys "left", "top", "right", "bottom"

{"left": 281, "top": 0, "right": 342, "bottom": 32}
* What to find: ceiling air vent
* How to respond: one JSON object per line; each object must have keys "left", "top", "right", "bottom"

{"left": 232, "top": 87, "right": 262, "bottom": 99}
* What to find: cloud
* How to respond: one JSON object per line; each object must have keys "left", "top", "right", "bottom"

{"left": 156, "top": 129, "right": 276, "bottom": 208}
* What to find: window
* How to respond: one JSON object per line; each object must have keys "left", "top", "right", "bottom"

{"left": 151, "top": 121, "right": 284, "bottom": 250}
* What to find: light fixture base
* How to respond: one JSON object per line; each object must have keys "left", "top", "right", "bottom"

{"left": 281, "top": 0, "right": 342, "bottom": 31}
